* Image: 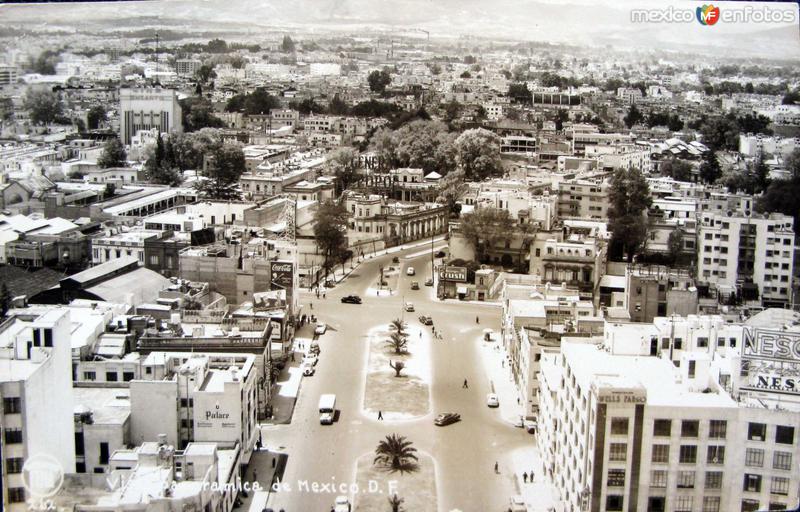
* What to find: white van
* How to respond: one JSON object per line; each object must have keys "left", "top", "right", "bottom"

{"left": 319, "top": 394, "right": 336, "bottom": 424}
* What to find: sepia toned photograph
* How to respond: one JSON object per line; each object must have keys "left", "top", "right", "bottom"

{"left": 0, "top": 1, "right": 799, "bottom": 511}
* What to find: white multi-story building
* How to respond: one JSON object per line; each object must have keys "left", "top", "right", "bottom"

{"left": 538, "top": 338, "right": 800, "bottom": 512}
{"left": 0, "top": 309, "right": 75, "bottom": 512}
{"left": 697, "top": 211, "right": 794, "bottom": 305}
{"left": 119, "top": 88, "right": 183, "bottom": 145}
{"left": 128, "top": 352, "right": 258, "bottom": 467}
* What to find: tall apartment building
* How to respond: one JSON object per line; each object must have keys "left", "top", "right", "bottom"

{"left": 119, "top": 88, "right": 183, "bottom": 145}
{"left": 697, "top": 211, "right": 794, "bottom": 306}
{"left": 538, "top": 339, "right": 800, "bottom": 512}
{"left": 557, "top": 179, "right": 610, "bottom": 220}
{"left": 1, "top": 309, "right": 75, "bottom": 512}
{"left": 175, "top": 59, "right": 202, "bottom": 77}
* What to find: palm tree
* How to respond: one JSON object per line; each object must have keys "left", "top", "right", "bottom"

{"left": 388, "top": 494, "right": 405, "bottom": 512}
{"left": 373, "top": 434, "right": 418, "bottom": 472}
{"left": 389, "top": 318, "right": 407, "bottom": 335}
{"left": 384, "top": 331, "right": 408, "bottom": 354}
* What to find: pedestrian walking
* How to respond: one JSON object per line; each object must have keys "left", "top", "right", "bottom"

{"left": 378, "top": 410, "right": 383, "bottom": 420}
{"left": 323, "top": 292, "right": 326, "bottom": 299}
{"left": 494, "top": 461, "right": 499, "bottom": 474}
{"left": 310, "top": 302, "right": 313, "bottom": 310}
{"left": 476, "top": 316, "right": 480, "bottom": 324}
{"left": 530, "top": 469, "right": 534, "bottom": 481}
{"left": 502, "top": 360, "right": 505, "bottom": 368}
{"left": 272, "top": 458, "right": 276, "bottom": 468}
{"left": 463, "top": 379, "right": 469, "bottom": 389}
{"left": 523, "top": 472, "right": 528, "bottom": 483}
{"left": 419, "top": 331, "right": 422, "bottom": 338}
{"left": 252, "top": 469, "right": 258, "bottom": 482}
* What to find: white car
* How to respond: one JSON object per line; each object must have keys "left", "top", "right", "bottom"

{"left": 303, "top": 355, "right": 318, "bottom": 367}
{"left": 334, "top": 495, "right": 351, "bottom": 512}
{"left": 509, "top": 495, "right": 526, "bottom": 512}
{"left": 302, "top": 364, "right": 315, "bottom": 376}
{"left": 314, "top": 322, "right": 327, "bottom": 335}
{"left": 406, "top": 266, "right": 415, "bottom": 276}
{"left": 486, "top": 393, "right": 499, "bottom": 408}
{"left": 404, "top": 302, "right": 415, "bottom": 312}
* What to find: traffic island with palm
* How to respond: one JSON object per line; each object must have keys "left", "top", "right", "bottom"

{"left": 353, "top": 434, "right": 437, "bottom": 512}
{"left": 363, "top": 320, "right": 431, "bottom": 420}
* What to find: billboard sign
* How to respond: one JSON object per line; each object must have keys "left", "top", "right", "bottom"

{"left": 270, "top": 261, "right": 293, "bottom": 290}
{"left": 741, "top": 328, "right": 800, "bottom": 396}
{"left": 438, "top": 265, "right": 467, "bottom": 282}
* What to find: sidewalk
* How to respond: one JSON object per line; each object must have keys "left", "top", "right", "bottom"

{"left": 478, "top": 337, "right": 564, "bottom": 512}
{"left": 262, "top": 329, "right": 314, "bottom": 426}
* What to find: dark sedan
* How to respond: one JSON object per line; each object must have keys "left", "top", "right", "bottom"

{"left": 418, "top": 315, "right": 433, "bottom": 326}
{"left": 340, "top": 295, "right": 362, "bottom": 304}
{"left": 434, "top": 412, "right": 461, "bottom": 426}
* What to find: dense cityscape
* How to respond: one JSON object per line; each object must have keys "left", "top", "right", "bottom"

{"left": 1, "top": 1, "right": 800, "bottom": 511}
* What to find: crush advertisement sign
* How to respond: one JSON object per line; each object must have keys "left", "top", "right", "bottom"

{"left": 741, "top": 328, "right": 800, "bottom": 396}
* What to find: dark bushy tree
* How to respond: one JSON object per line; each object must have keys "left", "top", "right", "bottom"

{"left": 97, "top": 137, "right": 127, "bottom": 168}
{"left": 608, "top": 168, "right": 652, "bottom": 262}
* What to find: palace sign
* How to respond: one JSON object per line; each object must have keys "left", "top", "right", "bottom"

{"left": 741, "top": 328, "right": 800, "bottom": 396}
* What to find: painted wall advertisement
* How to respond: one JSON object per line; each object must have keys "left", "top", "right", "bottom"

{"left": 741, "top": 328, "right": 800, "bottom": 396}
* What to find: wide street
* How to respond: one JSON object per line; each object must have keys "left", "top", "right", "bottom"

{"left": 261, "top": 243, "right": 533, "bottom": 512}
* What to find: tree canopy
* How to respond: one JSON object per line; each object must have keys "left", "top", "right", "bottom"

{"left": 225, "top": 87, "right": 280, "bottom": 115}
{"left": 454, "top": 128, "right": 502, "bottom": 181}
{"left": 325, "top": 147, "right": 360, "bottom": 195}
{"left": 195, "top": 144, "right": 245, "bottom": 200}
{"left": 699, "top": 150, "right": 722, "bottom": 184}
{"left": 87, "top": 105, "right": 107, "bottom": 130}
{"left": 368, "top": 69, "right": 392, "bottom": 94}
{"left": 97, "top": 137, "right": 127, "bottom": 168}
{"left": 459, "top": 207, "right": 516, "bottom": 262}
{"left": 608, "top": 167, "right": 652, "bottom": 262}
{"left": 181, "top": 96, "right": 225, "bottom": 132}
{"left": 660, "top": 159, "right": 693, "bottom": 181}
{"left": 313, "top": 200, "right": 349, "bottom": 274}
{"left": 24, "top": 89, "right": 64, "bottom": 125}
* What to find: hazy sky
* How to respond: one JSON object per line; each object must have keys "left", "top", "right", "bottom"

{"left": 2, "top": 0, "right": 799, "bottom": 58}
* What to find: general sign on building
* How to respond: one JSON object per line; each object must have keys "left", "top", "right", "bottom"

{"left": 741, "top": 328, "right": 800, "bottom": 396}
{"left": 270, "top": 261, "right": 294, "bottom": 290}
{"left": 438, "top": 265, "right": 467, "bottom": 283}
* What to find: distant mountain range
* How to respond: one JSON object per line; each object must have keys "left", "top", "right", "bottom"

{"left": 2, "top": 0, "right": 798, "bottom": 59}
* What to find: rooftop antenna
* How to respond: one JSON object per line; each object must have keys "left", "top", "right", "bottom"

{"left": 154, "top": 32, "right": 160, "bottom": 86}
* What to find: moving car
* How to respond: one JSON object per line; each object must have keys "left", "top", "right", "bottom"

{"left": 392, "top": 256, "right": 399, "bottom": 263}
{"left": 486, "top": 393, "right": 499, "bottom": 408}
{"left": 410, "top": 281, "right": 419, "bottom": 290}
{"left": 340, "top": 295, "right": 362, "bottom": 304}
{"left": 418, "top": 315, "right": 433, "bottom": 326}
{"left": 434, "top": 412, "right": 461, "bottom": 426}
{"left": 319, "top": 394, "right": 336, "bottom": 425}
{"left": 424, "top": 277, "right": 433, "bottom": 286}
{"left": 302, "top": 364, "right": 315, "bottom": 376}
{"left": 333, "top": 495, "right": 351, "bottom": 512}
{"left": 509, "top": 495, "right": 526, "bottom": 512}
{"left": 406, "top": 266, "right": 415, "bottom": 276}
{"left": 404, "top": 302, "right": 415, "bottom": 312}
{"left": 314, "top": 322, "right": 327, "bottom": 335}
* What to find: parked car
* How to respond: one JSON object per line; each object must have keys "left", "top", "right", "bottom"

{"left": 309, "top": 341, "right": 320, "bottom": 354}
{"left": 434, "top": 412, "right": 461, "bottom": 426}
{"left": 435, "top": 250, "right": 446, "bottom": 258}
{"left": 392, "top": 256, "right": 399, "bottom": 263}
{"left": 418, "top": 315, "right": 433, "bottom": 325}
{"left": 524, "top": 420, "right": 538, "bottom": 434}
{"left": 406, "top": 266, "right": 415, "bottom": 276}
{"left": 410, "top": 281, "right": 419, "bottom": 290}
{"left": 341, "top": 295, "right": 362, "bottom": 304}
{"left": 509, "top": 495, "right": 526, "bottom": 512}
{"left": 334, "top": 495, "right": 351, "bottom": 512}
{"left": 314, "top": 322, "right": 327, "bottom": 335}
{"left": 424, "top": 277, "right": 433, "bottom": 286}
{"left": 486, "top": 393, "right": 499, "bottom": 408}
{"left": 324, "top": 280, "right": 335, "bottom": 288}
{"left": 302, "top": 365, "right": 315, "bottom": 376}
{"left": 404, "top": 302, "right": 415, "bottom": 312}
{"left": 303, "top": 355, "right": 318, "bottom": 367}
